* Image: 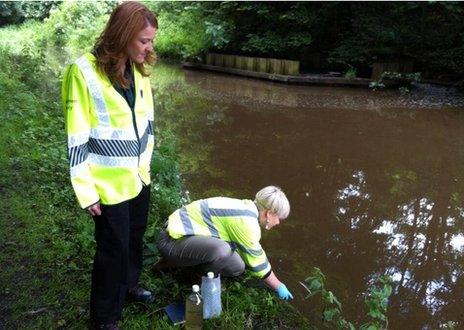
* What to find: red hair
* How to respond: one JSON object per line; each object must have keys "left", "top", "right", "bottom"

{"left": 93, "top": 1, "right": 158, "bottom": 88}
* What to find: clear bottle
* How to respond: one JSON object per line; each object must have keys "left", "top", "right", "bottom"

{"left": 185, "top": 284, "right": 203, "bottom": 330}
{"left": 201, "top": 272, "right": 222, "bottom": 319}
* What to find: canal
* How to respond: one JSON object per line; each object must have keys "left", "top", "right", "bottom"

{"left": 152, "top": 62, "right": 464, "bottom": 329}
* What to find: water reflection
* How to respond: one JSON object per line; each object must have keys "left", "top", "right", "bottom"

{"left": 152, "top": 62, "right": 464, "bottom": 329}
{"left": 333, "top": 161, "right": 464, "bottom": 327}
{"left": 450, "top": 234, "right": 464, "bottom": 252}
{"left": 183, "top": 69, "right": 464, "bottom": 113}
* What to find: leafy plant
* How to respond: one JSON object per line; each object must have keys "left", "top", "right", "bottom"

{"left": 369, "top": 80, "right": 386, "bottom": 90}
{"left": 303, "top": 268, "right": 355, "bottom": 329}
{"left": 360, "top": 276, "right": 392, "bottom": 330}
{"left": 344, "top": 65, "right": 357, "bottom": 79}
{"left": 303, "top": 267, "right": 392, "bottom": 330}
{"left": 0, "top": 1, "right": 60, "bottom": 26}
{"left": 44, "top": 1, "right": 115, "bottom": 54}
{"left": 370, "top": 71, "right": 421, "bottom": 90}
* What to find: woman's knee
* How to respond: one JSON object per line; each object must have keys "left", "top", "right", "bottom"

{"left": 226, "top": 262, "right": 245, "bottom": 277}
{"left": 208, "top": 244, "right": 233, "bottom": 262}
{"left": 210, "top": 252, "right": 245, "bottom": 277}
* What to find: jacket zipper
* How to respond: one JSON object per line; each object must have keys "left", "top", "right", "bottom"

{"left": 130, "top": 104, "right": 145, "bottom": 185}
{"left": 129, "top": 63, "right": 145, "bottom": 185}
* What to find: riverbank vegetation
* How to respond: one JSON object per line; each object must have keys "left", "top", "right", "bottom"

{"left": 2, "top": 1, "right": 463, "bottom": 83}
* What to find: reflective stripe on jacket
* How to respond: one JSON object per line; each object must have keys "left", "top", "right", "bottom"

{"left": 167, "top": 197, "right": 272, "bottom": 278}
{"left": 61, "top": 53, "right": 155, "bottom": 208}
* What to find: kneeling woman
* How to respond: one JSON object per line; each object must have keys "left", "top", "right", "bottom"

{"left": 157, "top": 186, "right": 293, "bottom": 300}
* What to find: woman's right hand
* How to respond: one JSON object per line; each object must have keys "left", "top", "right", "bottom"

{"left": 87, "top": 202, "right": 102, "bottom": 216}
{"left": 276, "top": 283, "right": 294, "bottom": 300}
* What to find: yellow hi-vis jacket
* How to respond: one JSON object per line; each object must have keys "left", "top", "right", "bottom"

{"left": 167, "top": 197, "right": 272, "bottom": 278}
{"left": 61, "top": 53, "right": 155, "bottom": 208}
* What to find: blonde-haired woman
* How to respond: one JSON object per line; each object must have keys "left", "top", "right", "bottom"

{"left": 157, "top": 186, "right": 294, "bottom": 300}
{"left": 62, "top": 2, "right": 157, "bottom": 328}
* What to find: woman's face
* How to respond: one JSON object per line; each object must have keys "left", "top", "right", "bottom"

{"left": 128, "top": 24, "right": 156, "bottom": 64}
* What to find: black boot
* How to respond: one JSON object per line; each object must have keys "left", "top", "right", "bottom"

{"left": 127, "top": 285, "right": 155, "bottom": 304}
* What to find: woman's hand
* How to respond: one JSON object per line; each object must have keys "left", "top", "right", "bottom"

{"left": 87, "top": 202, "right": 102, "bottom": 216}
{"left": 276, "top": 283, "right": 293, "bottom": 300}
{"left": 263, "top": 272, "right": 294, "bottom": 300}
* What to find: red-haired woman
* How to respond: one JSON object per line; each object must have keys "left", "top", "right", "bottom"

{"left": 61, "top": 2, "right": 157, "bottom": 328}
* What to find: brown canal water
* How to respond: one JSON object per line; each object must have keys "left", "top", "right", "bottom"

{"left": 152, "top": 62, "right": 464, "bottom": 329}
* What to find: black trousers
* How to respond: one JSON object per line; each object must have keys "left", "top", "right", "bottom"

{"left": 90, "top": 185, "right": 150, "bottom": 324}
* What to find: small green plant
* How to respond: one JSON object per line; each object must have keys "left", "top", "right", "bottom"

{"left": 303, "top": 267, "right": 392, "bottom": 330}
{"left": 370, "top": 71, "right": 421, "bottom": 90}
{"left": 399, "top": 86, "right": 410, "bottom": 94}
{"left": 360, "top": 275, "right": 392, "bottom": 330}
{"left": 369, "top": 80, "right": 386, "bottom": 90}
{"left": 344, "top": 65, "right": 357, "bottom": 80}
{"left": 381, "top": 71, "right": 421, "bottom": 83}
{"left": 303, "top": 268, "right": 355, "bottom": 329}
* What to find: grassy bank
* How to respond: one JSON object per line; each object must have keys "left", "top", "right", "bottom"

{"left": 0, "top": 15, "right": 310, "bottom": 330}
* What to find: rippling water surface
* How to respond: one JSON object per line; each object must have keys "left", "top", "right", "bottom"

{"left": 152, "top": 62, "right": 464, "bottom": 329}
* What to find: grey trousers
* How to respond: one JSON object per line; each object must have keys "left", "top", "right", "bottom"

{"left": 157, "top": 231, "right": 245, "bottom": 277}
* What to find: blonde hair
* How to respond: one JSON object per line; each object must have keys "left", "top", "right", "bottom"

{"left": 254, "top": 186, "right": 290, "bottom": 219}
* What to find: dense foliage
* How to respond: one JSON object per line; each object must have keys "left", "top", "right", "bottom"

{"left": 146, "top": 1, "right": 464, "bottom": 81}
{"left": 0, "top": 1, "right": 60, "bottom": 26}
{"left": 2, "top": 1, "right": 462, "bottom": 80}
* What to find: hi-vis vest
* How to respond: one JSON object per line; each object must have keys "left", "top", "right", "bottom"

{"left": 167, "top": 197, "right": 272, "bottom": 278}
{"left": 61, "top": 53, "right": 155, "bottom": 208}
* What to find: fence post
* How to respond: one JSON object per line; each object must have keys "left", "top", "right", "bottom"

{"left": 256, "top": 58, "right": 270, "bottom": 73}
{"left": 282, "top": 60, "right": 299, "bottom": 75}
{"left": 269, "top": 58, "right": 283, "bottom": 74}
{"left": 224, "top": 55, "right": 235, "bottom": 68}
{"left": 244, "top": 56, "right": 256, "bottom": 71}
{"left": 206, "top": 53, "right": 214, "bottom": 65}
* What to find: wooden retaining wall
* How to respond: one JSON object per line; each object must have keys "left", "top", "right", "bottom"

{"left": 183, "top": 62, "right": 375, "bottom": 87}
{"left": 206, "top": 53, "right": 300, "bottom": 76}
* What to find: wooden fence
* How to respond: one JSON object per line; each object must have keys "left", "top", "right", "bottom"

{"left": 205, "top": 53, "right": 300, "bottom": 76}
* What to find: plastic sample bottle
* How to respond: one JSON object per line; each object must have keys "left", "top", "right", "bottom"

{"left": 201, "top": 272, "right": 222, "bottom": 319}
{"left": 185, "top": 284, "right": 203, "bottom": 329}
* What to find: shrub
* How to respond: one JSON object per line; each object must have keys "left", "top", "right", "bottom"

{"left": 0, "top": 1, "right": 60, "bottom": 27}
{"left": 44, "top": 1, "right": 115, "bottom": 57}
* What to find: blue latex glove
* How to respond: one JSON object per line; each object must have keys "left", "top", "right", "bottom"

{"left": 276, "top": 283, "right": 293, "bottom": 300}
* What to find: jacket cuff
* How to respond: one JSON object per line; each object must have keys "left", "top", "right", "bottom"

{"left": 82, "top": 200, "right": 100, "bottom": 210}
{"left": 261, "top": 269, "right": 272, "bottom": 280}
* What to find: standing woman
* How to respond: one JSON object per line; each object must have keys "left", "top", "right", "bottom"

{"left": 61, "top": 2, "right": 157, "bottom": 329}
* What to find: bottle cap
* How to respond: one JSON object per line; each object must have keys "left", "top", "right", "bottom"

{"left": 207, "top": 272, "right": 214, "bottom": 279}
{"left": 192, "top": 284, "right": 200, "bottom": 292}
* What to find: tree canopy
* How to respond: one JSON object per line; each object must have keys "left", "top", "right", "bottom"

{"left": 1, "top": 1, "right": 463, "bottom": 81}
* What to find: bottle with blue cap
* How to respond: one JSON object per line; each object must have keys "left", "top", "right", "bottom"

{"left": 201, "top": 271, "right": 222, "bottom": 319}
